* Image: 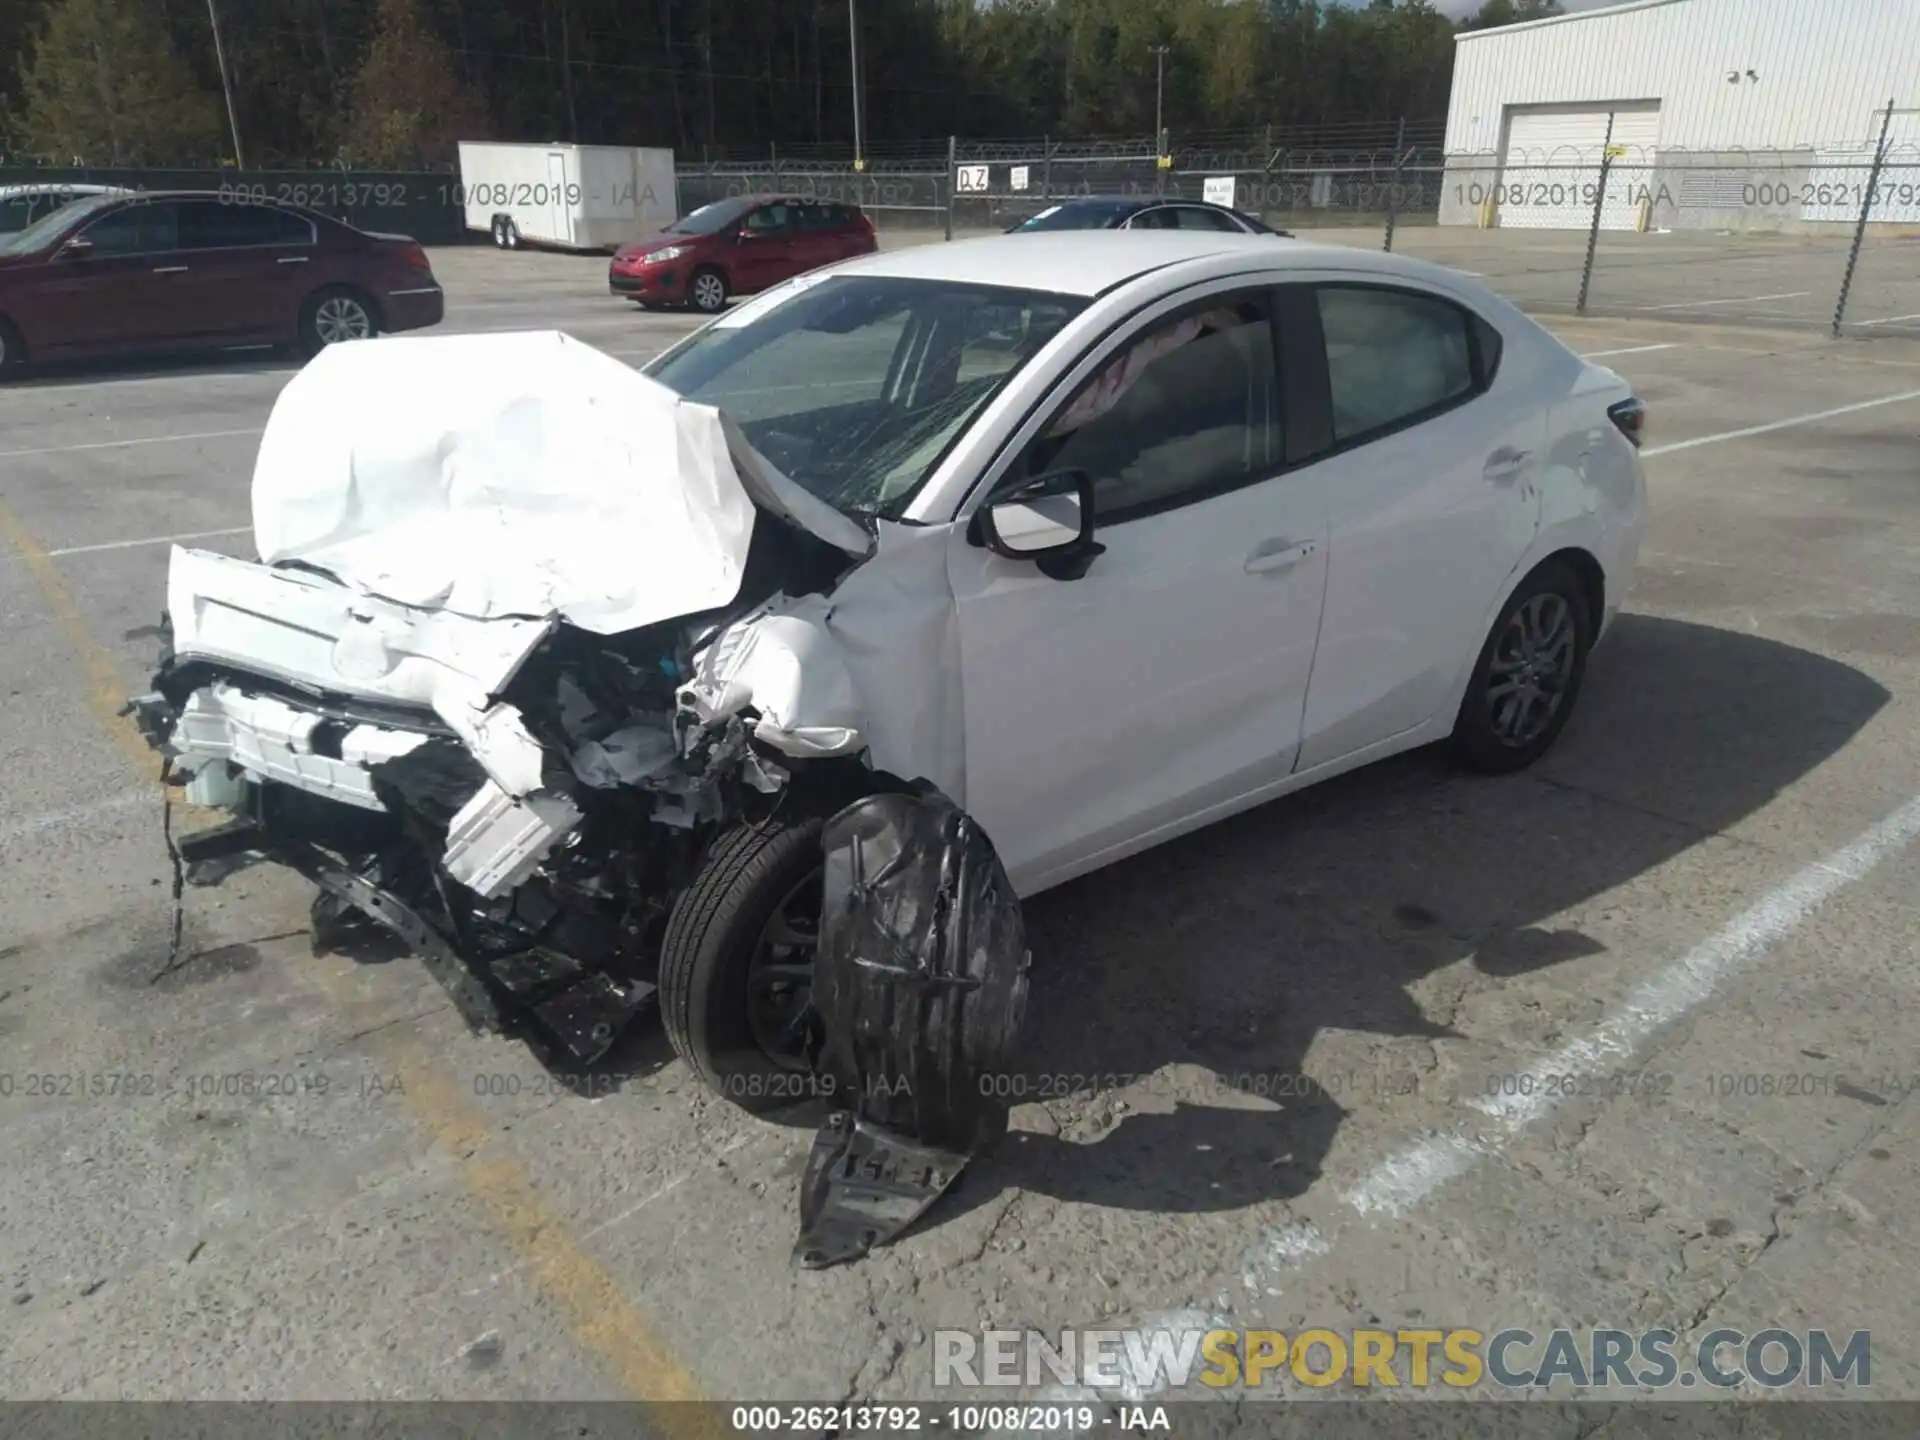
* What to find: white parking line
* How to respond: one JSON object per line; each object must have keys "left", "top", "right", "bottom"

{"left": 1634, "top": 290, "right": 1811, "bottom": 311}
{"left": 0, "top": 365, "right": 293, "bottom": 398}
{"left": 46, "top": 526, "right": 251, "bottom": 558}
{"left": 1854, "top": 312, "right": 1920, "bottom": 328}
{"left": 1644, "top": 387, "right": 1920, "bottom": 456}
{"left": 0, "top": 428, "right": 262, "bottom": 461}
{"left": 1062, "top": 791, "right": 1920, "bottom": 1415}
{"left": 1580, "top": 343, "right": 1679, "bottom": 358}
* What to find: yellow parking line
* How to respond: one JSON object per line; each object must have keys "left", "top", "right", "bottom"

{"left": 0, "top": 494, "right": 718, "bottom": 1423}
{"left": 0, "top": 500, "right": 173, "bottom": 778}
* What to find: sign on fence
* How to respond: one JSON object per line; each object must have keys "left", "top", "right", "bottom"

{"left": 1202, "top": 176, "right": 1236, "bottom": 208}
{"left": 1010, "top": 165, "right": 1030, "bottom": 192}
{"left": 956, "top": 164, "right": 989, "bottom": 194}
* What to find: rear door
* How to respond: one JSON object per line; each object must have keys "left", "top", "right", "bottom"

{"left": 12, "top": 199, "right": 186, "bottom": 353}
{"left": 1286, "top": 279, "right": 1545, "bottom": 771}
{"left": 172, "top": 200, "right": 319, "bottom": 342}
{"left": 833, "top": 203, "right": 877, "bottom": 256}
{"left": 788, "top": 201, "right": 841, "bottom": 272}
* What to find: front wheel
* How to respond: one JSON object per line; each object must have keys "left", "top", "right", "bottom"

{"left": 1450, "top": 559, "right": 1593, "bottom": 774}
{"left": 658, "top": 810, "right": 827, "bottom": 1115}
{"left": 687, "top": 267, "right": 729, "bottom": 314}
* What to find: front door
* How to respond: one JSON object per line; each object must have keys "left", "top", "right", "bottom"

{"left": 948, "top": 284, "right": 1333, "bottom": 894}
{"left": 11, "top": 199, "right": 187, "bottom": 354}
{"left": 732, "top": 201, "right": 799, "bottom": 293}
{"left": 1287, "top": 279, "right": 1545, "bottom": 771}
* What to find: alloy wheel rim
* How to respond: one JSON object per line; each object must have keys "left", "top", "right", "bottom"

{"left": 745, "top": 869, "right": 822, "bottom": 1069}
{"left": 1486, "top": 592, "right": 1575, "bottom": 747}
{"left": 315, "top": 298, "right": 371, "bottom": 344}
{"left": 694, "top": 274, "right": 725, "bottom": 310}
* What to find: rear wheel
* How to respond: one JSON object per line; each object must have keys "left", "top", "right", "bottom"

{"left": 299, "top": 287, "right": 378, "bottom": 357}
{"left": 687, "top": 267, "right": 728, "bottom": 314}
{"left": 0, "top": 317, "right": 23, "bottom": 376}
{"left": 501, "top": 218, "right": 521, "bottom": 250}
{"left": 1451, "top": 559, "right": 1593, "bottom": 774}
{"left": 658, "top": 810, "right": 828, "bottom": 1115}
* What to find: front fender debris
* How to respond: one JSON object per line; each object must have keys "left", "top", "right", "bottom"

{"left": 795, "top": 787, "right": 1031, "bottom": 1269}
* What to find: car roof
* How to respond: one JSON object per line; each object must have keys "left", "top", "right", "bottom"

{"left": 830, "top": 231, "right": 1419, "bottom": 299}
{"left": 0, "top": 182, "right": 128, "bottom": 198}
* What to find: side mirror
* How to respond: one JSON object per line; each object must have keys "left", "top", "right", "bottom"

{"left": 976, "top": 469, "right": 1105, "bottom": 581}
{"left": 57, "top": 236, "right": 93, "bottom": 259}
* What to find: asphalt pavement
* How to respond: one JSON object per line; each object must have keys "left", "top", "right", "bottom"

{"left": 2, "top": 240, "right": 1918, "bottom": 1415}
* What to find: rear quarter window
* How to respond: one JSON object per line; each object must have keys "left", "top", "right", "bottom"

{"left": 1470, "top": 312, "right": 1504, "bottom": 387}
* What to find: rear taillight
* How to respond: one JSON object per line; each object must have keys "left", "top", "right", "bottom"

{"left": 1608, "top": 397, "right": 1646, "bottom": 448}
{"left": 859, "top": 211, "right": 875, "bottom": 234}
{"left": 395, "top": 241, "right": 430, "bottom": 271}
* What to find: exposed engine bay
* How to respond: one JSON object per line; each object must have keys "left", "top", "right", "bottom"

{"left": 122, "top": 329, "right": 1029, "bottom": 1267}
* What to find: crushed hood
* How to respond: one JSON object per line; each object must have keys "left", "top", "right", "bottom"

{"left": 251, "top": 330, "right": 870, "bottom": 637}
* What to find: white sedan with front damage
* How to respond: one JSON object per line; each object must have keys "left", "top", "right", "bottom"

{"left": 129, "top": 232, "right": 1645, "bottom": 1255}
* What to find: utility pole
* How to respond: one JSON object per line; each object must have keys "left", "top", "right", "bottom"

{"left": 1151, "top": 44, "right": 1170, "bottom": 150}
{"left": 702, "top": 0, "right": 717, "bottom": 152}
{"left": 848, "top": 0, "right": 866, "bottom": 170}
{"left": 558, "top": 1, "right": 578, "bottom": 143}
{"left": 206, "top": 0, "right": 244, "bottom": 168}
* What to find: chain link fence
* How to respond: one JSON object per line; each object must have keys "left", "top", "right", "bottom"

{"left": 9, "top": 118, "right": 1914, "bottom": 339}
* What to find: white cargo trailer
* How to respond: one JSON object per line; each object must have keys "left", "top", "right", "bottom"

{"left": 456, "top": 142, "right": 678, "bottom": 252}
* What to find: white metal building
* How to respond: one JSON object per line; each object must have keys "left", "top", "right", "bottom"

{"left": 1439, "top": 0, "right": 1920, "bottom": 231}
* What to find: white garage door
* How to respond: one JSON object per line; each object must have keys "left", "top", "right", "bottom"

{"left": 1498, "top": 105, "right": 1661, "bottom": 231}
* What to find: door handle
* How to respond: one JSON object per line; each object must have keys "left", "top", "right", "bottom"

{"left": 151, "top": 265, "right": 189, "bottom": 274}
{"left": 277, "top": 256, "right": 310, "bottom": 265}
{"left": 1244, "top": 537, "right": 1318, "bottom": 575}
{"left": 1483, "top": 447, "right": 1533, "bottom": 481}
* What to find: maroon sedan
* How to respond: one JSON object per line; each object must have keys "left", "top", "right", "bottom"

{"left": 0, "top": 191, "right": 444, "bottom": 373}
{"left": 609, "top": 194, "right": 878, "bottom": 313}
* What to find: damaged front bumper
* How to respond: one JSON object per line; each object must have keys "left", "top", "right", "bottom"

{"left": 129, "top": 548, "right": 1031, "bottom": 1266}
{"left": 126, "top": 549, "right": 817, "bottom": 1068}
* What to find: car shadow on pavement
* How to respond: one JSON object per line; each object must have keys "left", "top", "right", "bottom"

{"left": 3, "top": 347, "right": 297, "bottom": 388}
{"left": 934, "top": 612, "right": 1891, "bottom": 1222}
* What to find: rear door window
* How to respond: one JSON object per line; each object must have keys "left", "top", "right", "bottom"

{"left": 1314, "top": 284, "right": 1480, "bottom": 444}
{"left": 177, "top": 201, "right": 313, "bottom": 250}
{"left": 1175, "top": 206, "right": 1243, "bottom": 232}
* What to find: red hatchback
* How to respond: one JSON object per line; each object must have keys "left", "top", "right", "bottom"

{"left": 609, "top": 194, "right": 878, "bottom": 314}
{"left": 0, "top": 190, "right": 444, "bottom": 373}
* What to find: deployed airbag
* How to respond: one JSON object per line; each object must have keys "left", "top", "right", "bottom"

{"left": 250, "top": 330, "right": 758, "bottom": 635}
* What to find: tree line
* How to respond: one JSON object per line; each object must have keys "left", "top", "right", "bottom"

{"left": 0, "top": 0, "right": 1563, "bottom": 170}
